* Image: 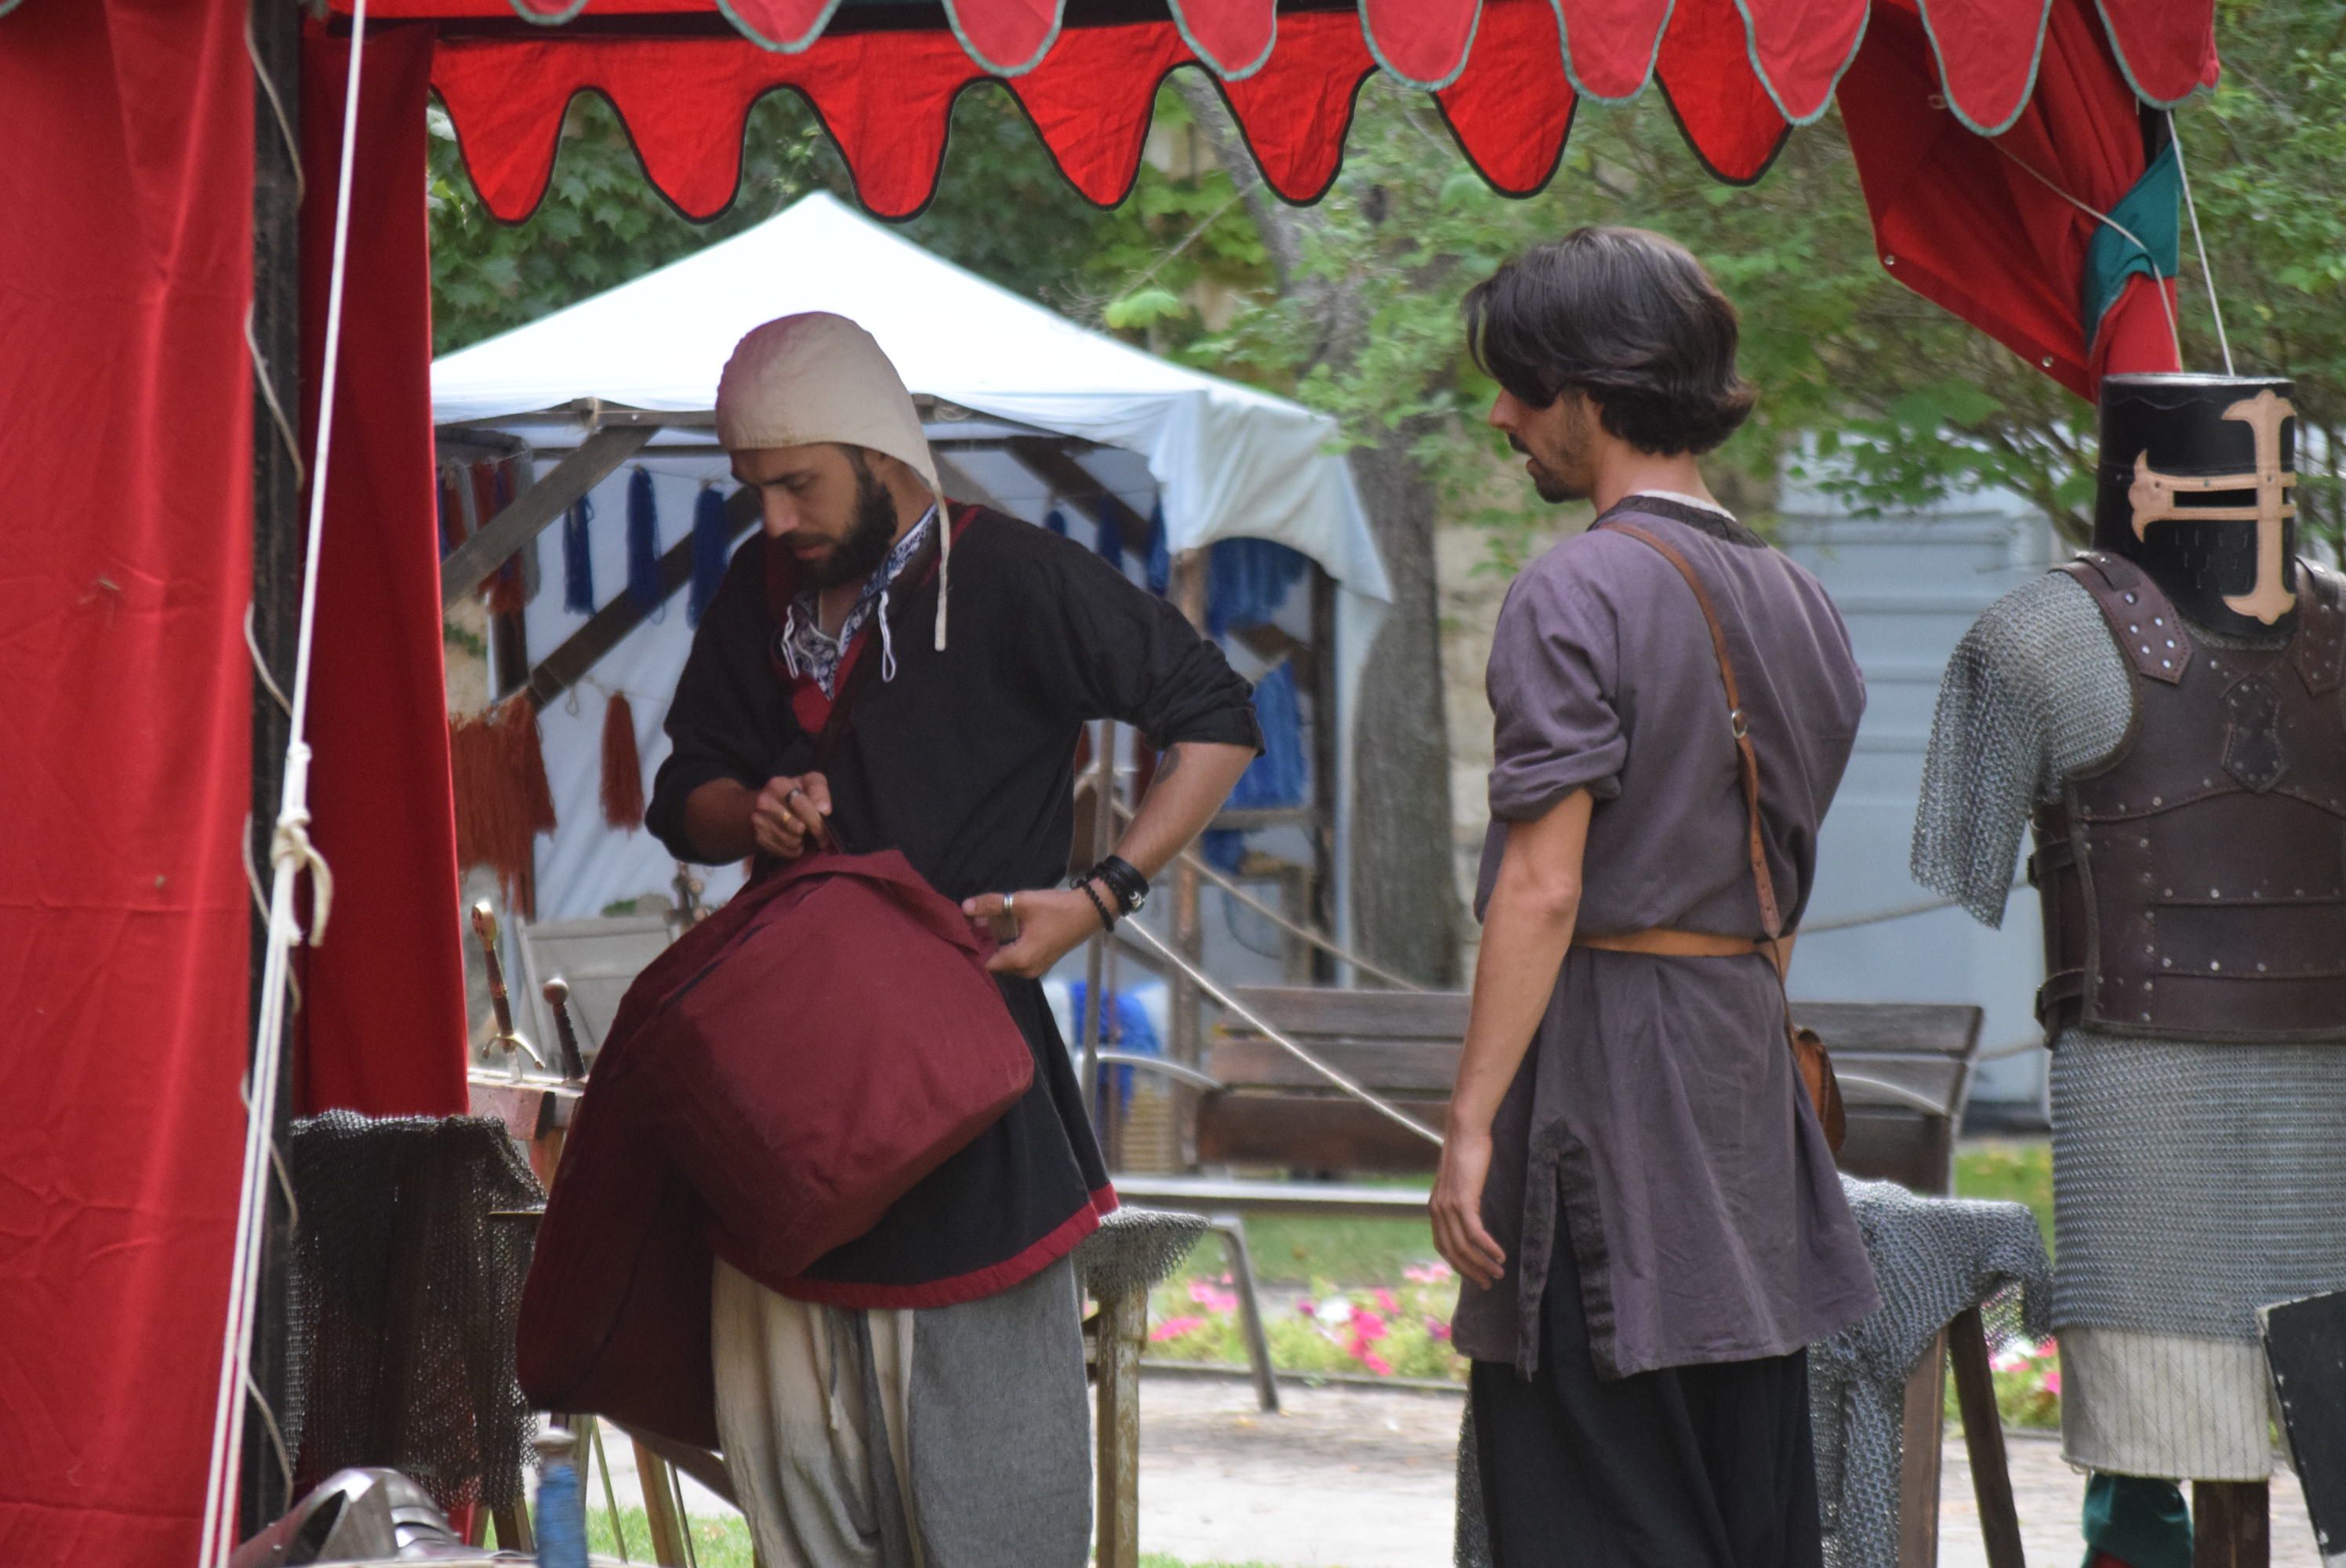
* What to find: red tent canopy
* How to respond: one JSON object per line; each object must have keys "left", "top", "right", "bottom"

{"left": 0, "top": 0, "right": 2210, "bottom": 1563}
{"left": 404, "top": 0, "right": 2220, "bottom": 212}
{"left": 392, "top": 0, "right": 2211, "bottom": 393}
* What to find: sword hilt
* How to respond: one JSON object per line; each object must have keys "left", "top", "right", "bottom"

{"left": 542, "top": 977, "right": 589, "bottom": 1083}
{"left": 471, "top": 900, "right": 546, "bottom": 1072}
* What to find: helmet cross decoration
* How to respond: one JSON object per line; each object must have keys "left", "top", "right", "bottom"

{"left": 2128, "top": 389, "right": 2298, "bottom": 625}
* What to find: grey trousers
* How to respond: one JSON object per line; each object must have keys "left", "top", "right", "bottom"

{"left": 712, "top": 1257, "right": 1091, "bottom": 1568}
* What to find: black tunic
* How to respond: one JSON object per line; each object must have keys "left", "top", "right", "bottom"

{"left": 647, "top": 507, "right": 1260, "bottom": 1306}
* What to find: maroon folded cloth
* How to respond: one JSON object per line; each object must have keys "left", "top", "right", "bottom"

{"left": 515, "top": 848, "right": 1034, "bottom": 1447}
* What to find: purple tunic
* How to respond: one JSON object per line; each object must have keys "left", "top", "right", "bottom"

{"left": 1450, "top": 497, "right": 1880, "bottom": 1379}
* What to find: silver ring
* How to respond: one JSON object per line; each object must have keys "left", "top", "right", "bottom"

{"left": 1003, "top": 891, "right": 1018, "bottom": 917}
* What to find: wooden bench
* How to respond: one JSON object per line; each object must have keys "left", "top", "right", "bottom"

{"left": 1191, "top": 985, "right": 1983, "bottom": 1195}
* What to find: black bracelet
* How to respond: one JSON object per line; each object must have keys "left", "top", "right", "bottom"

{"left": 1088, "top": 855, "right": 1149, "bottom": 918}
{"left": 1075, "top": 878, "right": 1117, "bottom": 932}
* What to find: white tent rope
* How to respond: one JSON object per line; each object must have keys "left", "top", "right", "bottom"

{"left": 1989, "top": 143, "right": 2181, "bottom": 365}
{"left": 2166, "top": 111, "right": 2235, "bottom": 376}
{"left": 201, "top": 3, "right": 369, "bottom": 1560}
{"left": 1106, "top": 796, "right": 1426, "bottom": 990}
{"left": 1113, "top": 916, "right": 1444, "bottom": 1147}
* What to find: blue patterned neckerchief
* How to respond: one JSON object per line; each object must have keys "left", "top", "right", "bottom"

{"left": 776, "top": 507, "right": 938, "bottom": 699}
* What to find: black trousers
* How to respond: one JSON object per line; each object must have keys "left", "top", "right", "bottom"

{"left": 1470, "top": 1229, "right": 1823, "bottom": 1568}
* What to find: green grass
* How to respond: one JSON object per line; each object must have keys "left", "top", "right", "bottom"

{"left": 1953, "top": 1138, "right": 2055, "bottom": 1253}
{"left": 574, "top": 1504, "right": 757, "bottom": 1566}
{"left": 1164, "top": 1177, "right": 1436, "bottom": 1289}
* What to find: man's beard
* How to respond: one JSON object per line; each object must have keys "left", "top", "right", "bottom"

{"left": 801, "top": 463, "right": 902, "bottom": 588}
{"left": 1509, "top": 434, "right": 1587, "bottom": 505}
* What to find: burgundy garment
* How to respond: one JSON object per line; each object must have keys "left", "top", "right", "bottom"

{"left": 515, "top": 848, "right": 1033, "bottom": 1448}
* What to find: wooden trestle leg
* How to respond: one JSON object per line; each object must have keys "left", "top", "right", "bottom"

{"left": 2192, "top": 1481, "right": 2269, "bottom": 1568}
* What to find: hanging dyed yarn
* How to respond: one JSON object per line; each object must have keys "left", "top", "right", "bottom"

{"left": 1043, "top": 506, "right": 1070, "bottom": 537}
{"left": 626, "top": 467, "right": 663, "bottom": 615}
{"left": 561, "top": 494, "right": 595, "bottom": 614}
{"left": 601, "top": 691, "right": 647, "bottom": 832}
{"left": 436, "top": 467, "right": 467, "bottom": 556}
{"left": 1208, "top": 536, "right": 1309, "bottom": 637}
{"left": 448, "top": 695, "right": 558, "bottom": 919}
{"left": 1146, "top": 501, "right": 1171, "bottom": 595}
{"left": 688, "top": 485, "right": 732, "bottom": 626}
{"left": 481, "top": 460, "right": 528, "bottom": 618}
{"left": 1094, "top": 503, "right": 1124, "bottom": 569}
{"left": 1205, "top": 661, "right": 1309, "bottom": 873}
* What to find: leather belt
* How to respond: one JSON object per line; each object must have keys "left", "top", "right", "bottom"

{"left": 1578, "top": 927, "right": 1764, "bottom": 958}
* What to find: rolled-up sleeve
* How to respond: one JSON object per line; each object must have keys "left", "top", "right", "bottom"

{"left": 1021, "top": 536, "right": 1263, "bottom": 754}
{"left": 1485, "top": 567, "right": 1625, "bottom": 820}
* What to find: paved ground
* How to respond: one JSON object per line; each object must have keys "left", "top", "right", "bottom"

{"left": 1135, "top": 1375, "right": 2324, "bottom": 1568}
{"left": 594, "top": 1372, "right": 2322, "bottom": 1566}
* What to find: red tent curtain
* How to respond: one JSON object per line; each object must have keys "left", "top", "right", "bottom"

{"left": 0, "top": 2, "right": 254, "bottom": 1563}
{"left": 298, "top": 23, "right": 471, "bottom": 1118}
{"left": 1840, "top": 0, "right": 2182, "bottom": 395}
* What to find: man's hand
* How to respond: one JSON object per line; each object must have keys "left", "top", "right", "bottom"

{"left": 1429, "top": 1124, "right": 1507, "bottom": 1290}
{"left": 961, "top": 884, "right": 1112, "bottom": 978}
{"left": 750, "top": 772, "right": 832, "bottom": 860}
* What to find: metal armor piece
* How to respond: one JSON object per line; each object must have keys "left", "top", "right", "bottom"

{"left": 2029, "top": 550, "right": 2346, "bottom": 1042}
{"left": 227, "top": 1468, "right": 476, "bottom": 1565}
{"left": 2094, "top": 373, "right": 2300, "bottom": 640}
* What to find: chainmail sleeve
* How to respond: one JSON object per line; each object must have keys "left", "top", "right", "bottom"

{"left": 1911, "top": 574, "right": 2130, "bottom": 928}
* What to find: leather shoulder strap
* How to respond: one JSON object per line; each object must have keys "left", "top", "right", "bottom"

{"left": 1596, "top": 518, "right": 1784, "bottom": 940}
{"left": 2057, "top": 552, "right": 2193, "bottom": 685}
{"left": 2293, "top": 560, "right": 2346, "bottom": 696}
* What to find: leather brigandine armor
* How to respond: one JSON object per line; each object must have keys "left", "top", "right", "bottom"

{"left": 2029, "top": 549, "right": 2346, "bottom": 1042}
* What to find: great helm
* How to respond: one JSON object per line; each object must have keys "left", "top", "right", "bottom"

{"left": 2092, "top": 372, "right": 2300, "bottom": 640}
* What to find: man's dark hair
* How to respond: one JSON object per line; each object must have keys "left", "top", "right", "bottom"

{"left": 1463, "top": 227, "right": 1756, "bottom": 456}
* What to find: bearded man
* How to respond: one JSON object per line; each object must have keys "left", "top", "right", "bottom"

{"left": 645, "top": 312, "right": 1260, "bottom": 1567}
{"left": 1433, "top": 228, "right": 1877, "bottom": 1567}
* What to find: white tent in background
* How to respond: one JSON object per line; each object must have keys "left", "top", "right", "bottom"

{"left": 432, "top": 192, "right": 1389, "bottom": 953}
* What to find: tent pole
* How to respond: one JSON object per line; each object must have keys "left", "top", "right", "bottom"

{"left": 244, "top": 0, "right": 304, "bottom": 1538}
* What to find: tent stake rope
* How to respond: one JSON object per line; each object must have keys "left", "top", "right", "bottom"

{"left": 2166, "top": 109, "right": 2235, "bottom": 376}
{"left": 202, "top": 3, "right": 370, "bottom": 1560}
{"left": 1990, "top": 143, "right": 2181, "bottom": 365}
{"left": 1115, "top": 916, "right": 1444, "bottom": 1148}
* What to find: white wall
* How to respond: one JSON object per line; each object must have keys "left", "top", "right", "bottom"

{"left": 1776, "top": 478, "right": 2061, "bottom": 1114}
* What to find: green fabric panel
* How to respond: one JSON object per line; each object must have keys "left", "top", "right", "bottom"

{"left": 2083, "top": 140, "right": 2181, "bottom": 344}
{"left": 2081, "top": 1470, "right": 2193, "bottom": 1568}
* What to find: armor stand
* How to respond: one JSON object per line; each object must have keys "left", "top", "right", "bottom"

{"left": 2192, "top": 1481, "right": 2268, "bottom": 1568}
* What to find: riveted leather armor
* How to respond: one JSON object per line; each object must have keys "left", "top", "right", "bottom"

{"left": 2029, "top": 550, "right": 2346, "bottom": 1042}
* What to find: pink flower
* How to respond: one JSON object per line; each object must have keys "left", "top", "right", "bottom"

{"left": 2042, "top": 1370, "right": 2062, "bottom": 1396}
{"left": 1404, "top": 1263, "right": 1453, "bottom": 1284}
{"left": 1149, "top": 1316, "right": 1206, "bottom": 1343}
{"left": 1295, "top": 1300, "right": 1317, "bottom": 1319}
{"left": 1373, "top": 1288, "right": 1400, "bottom": 1314}
{"left": 1425, "top": 1316, "right": 1452, "bottom": 1342}
{"left": 1350, "top": 1310, "right": 1389, "bottom": 1342}
{"left": 1356, "top": 1348, "right": 1394, "bottom": 1377}
{"left": 1188, "top": 1281, "right": 1239, "bottom": 1314}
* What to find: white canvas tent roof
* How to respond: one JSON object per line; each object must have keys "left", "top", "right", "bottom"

{"left": 433, "top": 191, "right": 1389, "bottom": 604}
